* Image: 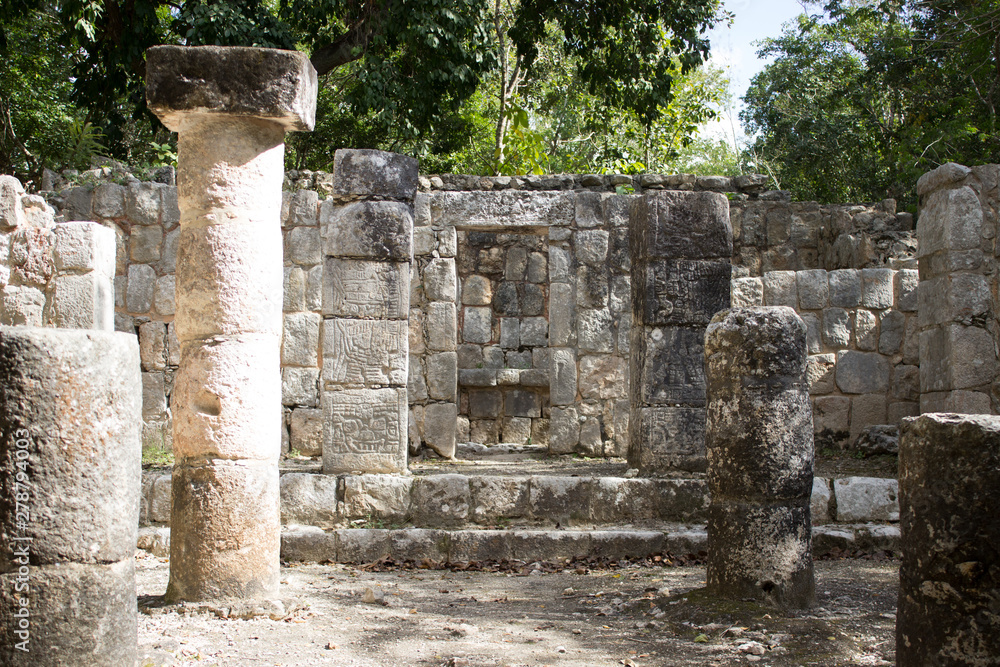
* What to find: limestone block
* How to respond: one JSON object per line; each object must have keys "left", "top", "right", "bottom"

{"left": 321, "top": 318, "right": 406, "bottom": 385}
{"left": 919, "top": 324, "right": 998, "bottom": 392}
{"left": 409, "top": 475, "right": 469, "bottom": 526}
{"left": 528, "top": 476, "right": 594, "bottom": 525}
{"left": 407, "top": 355, "right": 427, "bottom": 400}
{"left": 159, "top": 227, "right": 179, "bottom": 274}
{"left": 549, "top": 348, "right": 577, "bottom": 406}
{"left": 878, "top": 310, "right": 905, "bottom": 354}
{"left": 462, "top": 275, "right": 492, "bottom": 305}
{"left": 762, "top": 270, "right": 798, "bottom": 308}
{"left": 887, "top": 401, "right": 919, "bottom": 423}
{"left": 430, "top": 191, "right": 573, "bottom": 228}
{"left": 462, "top": 306, "right": 492, "bottom": 344}
{"left": 423, "top": 258, "right": 456, "bottom": 302}
{"left": 161, "top": 185, "right": 180, "bottom": 224}
{"left": 813, "top": 396, "right": 850, "bottom": 445}
{"left": 609, "top": 274, "right": 631, "bottom": 316}
{"left": 549, "top": 283, "right": 575, "bottom": 347}
{"left": 636, "top": 326, "right": 706, "bottom": 406}
{"left": 897, "top": 413, "right": 1000, "bottom": 665}
{"left": 167, "top": 321, "right": 180, "bottom": 366}
{"left": 548, "top": 245, "right": 572, "bottom": 282}
{"left": 176, "top": 220, "right": 282, "bottom": 339}
{"left": 0, "top": 560, "right": 137, "bottom": 667}
{"left": 281, "top": 366, "right": 319, "bottom": 407}
{"left": 861, "top": 268, "right": 893, "bottom": 309}
{"left": 854, "top": 309, "right": 878, "bottom": 351}
{"left": 53, "top": 221, "right": 116, "bottom": 275}
{"left": 322, "top": 258, "right": 408, "bottom": 319}
{"left": 426, "top": 351, "right": 457, "bottom": 401}
{"left": 918, "top": 272, "right": 991, "bottom": 328}
{"left": 149, "top": 475, "right": 172, "bottom": 524}
{"left": 920, "top": 389, "right": 992, "bottom": 414}
{"left": 422, "top": 402, "right": 458, "bottom": 459}
{"left": 575, "top": 229, "right": 609, "bottom": 265}
{"left": 636, "top": 259, "right": 731, "bottom": 326}
{"left": 322, "top": 388, "right": 408, "bottom": 474}
{"left": 894, "top": 268, "right": 918, "bottom": 311}
{"left": 470, "top": 477, "right": 530, "bottom": 523}
{"left": 279, "top": 473, "right": 339, "bottom": 526}
{"left": 520, "top": 317, "right": 547, "bottom": 347}
{"left": 439, "top": 226, "right": 457, "bottom": 257}
{"left": 412, "top": 227, "right": 435, "bottom": 256}
{"left": 469, "top": 390, "right": 502, "bottom": 418}
{"left": 505, "top": 247, "right": 527, "bottom": 280}
{"left": 916, "top": 185, "right": 983, "bottom": 257}
{"left": 502, "top": 416, "right": 532, "bottom": 444}
{"left": 833, "top": 477, "right": 898, "bottom": 522}
{"left": 166, "top": 460, "right": 280, "bottom": 601}
{"left": 505, "top": 389, "right": 541, "bottom": 418}
{"left": 578, "top": 355, "right": 627, "bottom": 401}
{"left": 0, "top": 175, "right": 24, "bottom": 228}
{"left": 147, "top": 45, "right": 317, "bottom": 132}
{"left": 915, "top": 161, "right": 971, "bottom": 196}
{"left": 629, "top": 406, "right": 707, "bottom": 473}
{"left": 305, "top": 264, "right": 322, "bottom": 311}
{"left": 173, "top": 336, "right": 281, "bottom": 460}
{"left": 828, "top": 269, "right": 862, "bottom": 307}
{"left": 289, "top": 408, "right": 323, "bottom": 457}
{"left": 806, "top": 353, "right": 836, "bottom": 395}
{"left": 822, "top": 308, "right": 852, "bottom": 348}
{"left": 51, "top": 272, "right": 114, "bottom": 330}
{"left": 548, "top": 406, "right": 580, "bottom": 454}
{"left": 126, "top": 182, "right": 162, "bottom": 225}
{"left": 632, "top": 191, "right": 732, "bottom": 259}
{"left": 280, "top": 312, "right": 321, "bottom": 368}
{"left": 289, "top": 225, "right": 321, "bottom": 265}
{"left": 575, "top": 264, "right": 608, "bottom": 308}
{"left": 577, "top": 307, "right": 613, "bottom": 353}
{"left": 850, "top": 394, "right": 887, "bottom": 441}
{"left": 154, "top": 275, "right": 175, "bottom": 316}
{"left": 835, "top": 351, "right": 890, "bottom": 394}
{"left": 139, "top": 321, "right": 167, "bottom": 371}
{"left": 575, "top": 191, "right": 604, "bottom": 228}
{"left": 332, "top": 149, "right": 418, "bottom": 199}
{"left": 10, "top": 226, "right": 54, "bottom": 287}
{"left": 811, "top": 478, "right": 832, "bottom": 524}
{"left": 283, "top": 189, "right": 319, "bottom": 227}
{"left": 526, "top": 251, "right": 546, "bottom": 283}
{"left": 731, "top": 276, "right": 763, "bottom": 307}
{"left": 800, "top": 312, "right": 821, "bottom": 354}
{"left": 499, "top": 317, "right": 519, "bottom": 349}
{"left": 796, "top": 269, "right": 828, "bottom": 309}
{"left": 323, "top": 201, "right": 412, "bottom": 261}
{"left": 130, "top": 224, "right": 163, "bottom": 263}
{"left": 522, "top": 282, "right": 544, "bottom": 316}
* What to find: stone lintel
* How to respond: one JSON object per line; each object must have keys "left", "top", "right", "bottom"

{"left": 146, "top": 45, "right": 317, "bottom": 132}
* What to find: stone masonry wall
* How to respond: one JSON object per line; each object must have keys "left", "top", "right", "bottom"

{"left": 31, "top": 166, "right": 924, "bottom": 459}
{"left": 734, "top": 268, "right": 920, "bottom": 448}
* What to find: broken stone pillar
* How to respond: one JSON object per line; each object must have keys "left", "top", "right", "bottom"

{"left": 146, "top": 45, "right": 317, "bottom": 602}
{"left": 897, "top": 413, "right": 1000, "bottom": 665}
{"left": 704, "top": 307, "right": 815, "bottom": 608}
{"left": 320, "top": 149, "right": 416, "bottom": 474}
{"left": 628, "top": 191, "right": 732, "bottom": 473}
{"left": 0, "top": 327, "right": 141, "bottom": 666}
{"left": 915, "top": 163, "right": 999, "bottom": 414}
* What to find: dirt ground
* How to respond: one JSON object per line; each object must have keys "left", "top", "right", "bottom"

{"left": 137, "top": 551, "right": 898, "bottom": 667}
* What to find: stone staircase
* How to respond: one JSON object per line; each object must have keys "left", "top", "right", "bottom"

{"left": 138, "top": 449, "right": 900, "bottom": 563}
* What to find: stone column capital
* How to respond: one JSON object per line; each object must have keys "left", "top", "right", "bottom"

{"left": 146, "top": 45, "right": 317, "bottom": 133}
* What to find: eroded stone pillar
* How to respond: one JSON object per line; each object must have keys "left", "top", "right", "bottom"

{"left": 146, "top": 45, "right": 316, "bottom": 602}
{"left": 320, "top": 149, "right": 416, "bottom": 474}
{"left": 0, "top": 327, "right": 141, "bottom": 666}
{"left": 897, "top": 413, "right": 1000, "bottom": 665}
{"left": 704, "top": 307, "right": 815, "bottom": 608}
{"left": 628, "top": 191, "right": 731, "bottom": 473}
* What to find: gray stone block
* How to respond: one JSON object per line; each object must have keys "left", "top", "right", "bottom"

{"left": 549, "top": 348, "right": 577, "bottom": 406}
{"left": 878, "top": 310, "right": 905, "bottom": 354}
{"left": 916, "top": 185, "right": 983, "bottom": 258}
{"left": 282, "top": 311, "right": 321, "bottom": 368}
{"left": 468, "top": 390, "right": 502, "bottom": 419}
{"left": 92, "top": 183, "right": 126, "bottom": 219}
{"left": 321, "top": 318, "right": 407, "bottom": 386}
{"left": 895, "top": 269, "right": 918, "bottom": 311}
{"left": 731, "top": 276, "right": 763, "bottom": 307}
{"left": 323, "top": 201, "right": 412, "bottom": 261}
{"left": 423, "top": 258, "right": 456, "bottom": 302}
{"left": 499, "top": 317, "right": 519, "bottom": 349}
{"left": 340, "top": 474, "right": 412, "bottom": 523}
{"left": 289, "top": 225, "right": 321, "bottom": 265}
{"left": 632, "top": 191, "right": 732, "bottom": 259}
{"left": 322, "top": 388, "right": 408, "bottom": 474}
{"left": 828, "top": 269, "right": 862, "bottom": 307}
{"left": 836, "top": 351, "right": 890, "bottom": 394}
{"left": 125, "top": 181, "right": 161, "bottom": 225}
{"left": 282, "top": 366, "right": 319, "bottom": 407}
{"left": 280, "top": 473, "right": 339, "bottom": 527}
{"left": 333, "top": 149, "right": 418, "bottom": 199}
{"left": 548, "top": 245, "right": 572, "bottom": 282}
{"left": 919, "top": 324, "right": 997, "bottom": 392}
{"left": 322, "top": 258, "right": 408, "bottom": 319}
{"left": 430, "top": 191, "right": 573, "bottom": 228}
{"left": 548, "top": 406, "right": 580, "bottom": 453}
{"left": 290, "top": 408, "right": 323, "bottom": 457}
{"left": 462, "top": 306, "right": 492, "bottom": 344}
{"left": 426, "top": 302, "right": 456, "bottom": 351}
{"left": 577, "top": 308, "right": 613, "bottom": 353}
{"left": 629, "top": 406, "right": 707, "bottom": 473}
{"left": 520, "top": 317, "right": 547, "bottom": 347}
{"left": 126, "top": 263, "right": 156, "bottom": 313}
{"left": 426, "top": 351, "right": 457, "bottom": 401}
{"left": 575, "top": 264, "right": 608, "bottom": 308}
{"left": 505, "top": 389, "right": 541, "bottom": 418}
{"left": 833, "top": 477, "right": 898, "bottom": 522}
{"left": 528, "top": 476, "right": 593, "bottom": 526}
{"left": 410, "top": 475, "right": 469, "bottom": 527}
{"left": 575, "top": 229, "right": 609, "bottom": 265}
{"left": 549, "top": 282, "right": 575, "bottom": 347}
{"left": 422, "top": 402, "right": 457, "bottom": 459}
{"left": 469, "top": 477, "right": 530, "bottom": 524}
{"left": 854, "top": 309, "right": 878, "bottom": 351}
{"left": 636, "top": 259, "right": 731, "bottom": 326}
{"left": 806, "top": 353, "right": 836, "bottom": 395}
{"left": 762, "top": 270, "right": 798, "bottom": 307}
{"left": 796, "top": 269, "right": 829, "bottom": 309}
{"left": 283, "top": 189, "right": 319, "bottom": 227}
{"left": 462, "top": 274, "right": 492, "bottom": 305}
{"left": 861, "top": 268, "right": 894, "bottom": 309}
{"left": 822, "top": 308, "right": 852, "bottom": 349}
{"left": 637, "top": 327, "right": 706, "bottom": 406}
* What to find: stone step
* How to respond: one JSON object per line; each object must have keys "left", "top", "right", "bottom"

{"left": 136, "top": 523, "right": 900, "bottom": 563}
{"left": 141, "top": 469, "right": 899, "bottom": 530}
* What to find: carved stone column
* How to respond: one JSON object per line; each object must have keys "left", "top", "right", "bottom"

{"left": 146, "top": 45, "right": 316, "bottom": 602}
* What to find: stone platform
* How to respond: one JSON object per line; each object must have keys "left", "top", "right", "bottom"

{"left": 139, "top": 455, "right": 900, "bottom": 563}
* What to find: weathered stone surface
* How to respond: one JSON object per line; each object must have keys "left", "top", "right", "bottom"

{"left": 854, "top": 309, "right": 878, "bottom": 351}
{"left": 635, "top": 260, "right": 731, "bottom": 326}
{"left": 281, "top": 311, "right": 321, "bottom": 368}
{"left": 410, "top": 475, "right": 469, "bottom": 527}
{"left": 288, "top": 225, "right": 321, "bottom": 265}
{"left": 53, "top": 221, "right": 116, "bottom": 275}
{"left": 918, "top": 272, "right": 991, "bottom": 328}
{"left": 806, "top": 353, "right": 836, "bottom": 395}
{"left": 520, "top": 316, "right": 548, "bottom": 347}
{"left": 462, "top": 306, "right": 492, "bottom": 344}
{"left": 126, "top": 263, "right": 156, "bottom": 313}
{"left": 579, "top": 355, "right": 627, "bottom": 401}
{"left": 322, "top": 318, "right": 406, "bottom": 386}
{"left": 549, "top": 348, "right": 577, "bottom": 406}
{"left": 0, "top": 286, "right": 45, "bottom": 326}
{"left": 322, "top": 388, "right": 408, "bottom": 474}
{"left": 422, "top": 402, "right": 457, "bottom": 459}
{"left": 762, "top": 271, "right": 798, "bottom": 308}
{"left": 835, "top": 351, "right": 890, "bottom": 394}
{"left": 0, "top": 560, "right": 137, "bottom": 667}
{"left": 289, "top": 408, "right": 323, "bottom": 457}
{"left": 423, "top": 258, "right": 456, "bottom": 302}
{"left": 834, "top": 477, "right": 898, "bottom": 522}
{"left": 323, "top": 201, "right": 412, "bottom": 261}
{"left": 470, "top": 476, "right": 530, "bottom": 524}
{"left": 577, "top": 307, "right": 614, "bottom": 353}
{"left": 548, "top": 406, "right": 580, "bottom": 454}
{"left": 575, "top": 230, "right": 609, "bottom": 265}
{"left": 704, "top": 307, "right": 814, "bottom": 608}
{"left": 897, "top": 413, "right": 1000, "bottom": 666}
{"left": 430, "top": 191, "right": 573, "bottom": 228}
{"left": 919, "top": 324, "right": 997, "bottom": 392}
{"left": 282, "top": 366, "right": 319, "bottom": 407}
{"left": 322, "top": 258, "right": 409, "bottom": 319}
{"left": 146, "top": 45, "right": 317, "bottom": 132}
{"left": 861, "top": 268, "right": 894, "bottom": 309}
{"left": 340, "top": 474, "right": 412, "bottom": 523}
{"left": 632, "top": 191, "right": 732, "bottom": 259}
{"left": 895, "top": 269, "right": 918, "bottom": 311}
{"left": 636, "top": 327, "right": 706, "bottom": 406}
{"left": 629, "top": 406, "right": 707, "bottom": 473}
{"left": 333, "top": 149, "right": 418, "bottom": 199}
{"left": 811, "top": 478, "right": 832, "bottom": 524}
{"left": 426, "top": 351, "right": 457, "bottom": 400}
{"left": 0, "top": 328, "right": 141, "bottom": 566}
{"left": 425, "top": 302, "right": 456, "bottom": 351}
{"left": 462, "top": 275, "right": 492, "bottom": 305}
{"left": 915, "top": 161, "right": 972, "bottom": 196}
{"left": 280, "top": 472, "right": 339, "bottom": 527}
{"left": 828, "top": 269, "right": 862, "bottom": 307}
{"left": 51, "top": 272, "right": 115, "bottom": 330}
{"left": 283, "top": 189, "right": 319, "bottom": 227}
{"left": 917, "top": 185, "right": 983, "bottom": 258}
{"left": 529, "top": 476, "right": 593, "bottom": 526}
{"left": 796, "top": 269, "right": 829, "bottom": 310}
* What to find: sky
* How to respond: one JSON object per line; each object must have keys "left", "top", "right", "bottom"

{"left": 701, "top": 0, "right": 814, "bottom": 144}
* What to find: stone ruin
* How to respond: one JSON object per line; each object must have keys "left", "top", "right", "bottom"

{"left": 0, "top": 44, "right": 996, "bottom": 663}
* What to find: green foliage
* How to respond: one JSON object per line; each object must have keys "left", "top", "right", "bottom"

{"left": 743, "top": 0, "right": 1000, "bottom": 207}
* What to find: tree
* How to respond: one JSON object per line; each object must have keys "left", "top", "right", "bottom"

{"left": 742, "top": 0, "right": 1000, "bottom": 207}
{"left": 0, "top": 0, "right": 726, "bottom": 174}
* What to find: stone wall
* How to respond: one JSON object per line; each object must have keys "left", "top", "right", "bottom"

{"left": 27, "top": 166, "right": 929, "bottom": 458}
{"left": 734, "top": 268, "right": 919, "bottom": 448}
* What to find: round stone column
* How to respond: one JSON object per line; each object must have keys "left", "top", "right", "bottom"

{"left": 146, "top": 45, "right": 317, "bottom": 602}
{"left": 0, "top": 327, "right": 141, "bottom": 666}
{"left": 704, "top": 307, "right": 815, "bottom": 608}
{"left": 897, "top": 413, "right": 1000, "bottom": 665}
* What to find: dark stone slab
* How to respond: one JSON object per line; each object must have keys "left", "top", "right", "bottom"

{"left": 634, "top": 259, "right": 732, "bottom": 326}
{"left": 323, "top": 201, "right": 412, "bottom": 261}
{"left": 333, "top": 149, "right": 418, "bottom": 200}
{"left": 631, "top": 191, "right": 732, "bottom": 260}
{"left": 628, "top": 406, "right": 707, "bottom": 473}
{"left": 636, "top": 327, "right": 707, "bottom": 406}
